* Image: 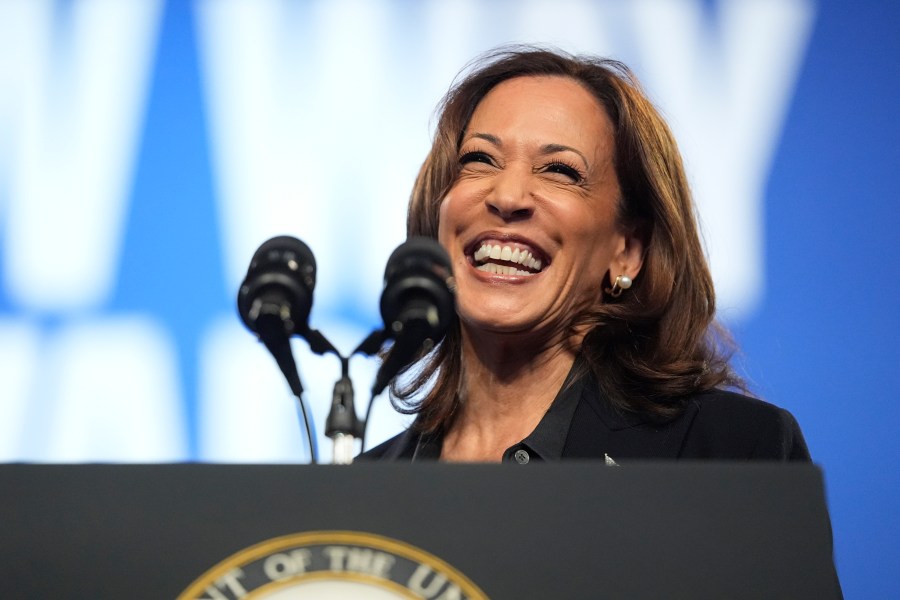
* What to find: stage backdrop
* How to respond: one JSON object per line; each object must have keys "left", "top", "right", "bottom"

{"left": 0, "top": 1, "right": 896, "bottom": 597}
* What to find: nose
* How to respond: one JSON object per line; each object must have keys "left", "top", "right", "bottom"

{"left": 485, "top": 166, "right": 534, "bottom": 221}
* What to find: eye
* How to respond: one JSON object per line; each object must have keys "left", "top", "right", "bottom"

{"left": 459, "top": 151, "right": 495, "bottom": 167}
{"left": 542, "top": 161, "right": 585, "bottom": 183}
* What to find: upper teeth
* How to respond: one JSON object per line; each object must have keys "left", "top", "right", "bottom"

{"left": 473, "top": 242, "right": 542, "bottom": 273}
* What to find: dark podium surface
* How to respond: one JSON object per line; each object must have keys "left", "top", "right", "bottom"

{"left": 0, "top": 463, "right": 840, "bottom": 599}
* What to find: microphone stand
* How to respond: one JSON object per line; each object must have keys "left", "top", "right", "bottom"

{"left": 256, "top": 315, "right": 370, "bottom": 465}
{"left": 351, "top": 329, "right": 391, "bottom": 455}
{"left": 325, "top": 355, "right": 364, "bottom": 464}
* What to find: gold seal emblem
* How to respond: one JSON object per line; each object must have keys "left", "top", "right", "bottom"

{"left": 179, "top": 530, "right": 490, "bottom": 599}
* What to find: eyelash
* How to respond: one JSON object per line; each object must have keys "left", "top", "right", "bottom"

{"left": 458, "top": 151, "right": 493, "bottom": 166}
{"left": 543, "top": 160, "right": 585, "bottom": 183}
{"left": 458, "top": 151, "right": 585, "bottom": 184}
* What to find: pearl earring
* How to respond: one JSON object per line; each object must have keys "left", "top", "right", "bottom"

{"left": 605, "top": 274, "right": 632, "bottom": 298}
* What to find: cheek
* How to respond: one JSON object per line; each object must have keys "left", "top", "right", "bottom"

{"left": 436, "top": 198, "right": 452, "bottom": 246}
{"left": 568, "top": 209, "right": 622, "bottom": 276}
{"left": 436, "top": 188, "right": 468, "bottom": 242}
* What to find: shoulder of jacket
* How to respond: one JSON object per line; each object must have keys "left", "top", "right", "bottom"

{"left": 683, "top": 389, "right": 805, "bottom": 445}
{"left": 690, "top": 389, "right": 791, "bottom": 421}
{"left": 357, "top": 429, "right": 417, "bottom": 461}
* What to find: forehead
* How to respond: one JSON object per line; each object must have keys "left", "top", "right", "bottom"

{"left": 465, "top": 75, "right": 613, "bottom": 150}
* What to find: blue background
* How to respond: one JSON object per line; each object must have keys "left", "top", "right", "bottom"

{"left": 738, "top": 3, "right": 899, "bottom": 597}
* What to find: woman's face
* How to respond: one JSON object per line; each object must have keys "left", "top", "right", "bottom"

{"left": 438, "top": 75, "right": 641, "bottom": 341}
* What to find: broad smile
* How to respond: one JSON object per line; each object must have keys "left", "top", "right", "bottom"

{"left": 464, "top": 235, "right": 550, "bottom": 277}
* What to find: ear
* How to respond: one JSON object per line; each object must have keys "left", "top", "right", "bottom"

{"left": 608, "top": 225, "right": 645, "bottom": 283}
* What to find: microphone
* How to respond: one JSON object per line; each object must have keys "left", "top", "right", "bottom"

{"left": 371, "top": 237, "right": 456, "bottom": 397}
{"left": 237, "top": 235, "right": 327, "bottom": 463}
{"left": 237, "top": 235, "right": 319, "bottom": 399}
{"left": 237, "top": 235, "right": 316, "bottom": 340}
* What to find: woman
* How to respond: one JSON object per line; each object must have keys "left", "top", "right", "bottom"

{"left": 364, "top": 47, "right": 809, "bottom": 463}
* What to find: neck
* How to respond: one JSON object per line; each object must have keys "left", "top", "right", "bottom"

{"left": 441, "top": 326, "right": 579, "bottom": 462}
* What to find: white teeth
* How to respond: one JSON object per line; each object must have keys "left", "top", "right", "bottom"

{"left": 472, "top": 241, "right": 545, "bottom": 275}
{"left": 476, "top": 263, "right": 535, "bottom": 276}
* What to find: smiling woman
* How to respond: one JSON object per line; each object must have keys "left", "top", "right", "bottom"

{"left": 362, "top": 47, "right": 811, "bottom": 463}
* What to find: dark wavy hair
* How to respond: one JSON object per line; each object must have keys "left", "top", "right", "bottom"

{"left": 392, "top": 46, "right": 743, "bottom": 432}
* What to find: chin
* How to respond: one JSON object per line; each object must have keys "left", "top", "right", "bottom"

{"left": 457, "top": 304, "right": 547, "bottom": 336}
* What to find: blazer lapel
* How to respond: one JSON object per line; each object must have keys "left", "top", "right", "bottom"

{"left": 562, "top": 381, "right": 699, "bottom": 461}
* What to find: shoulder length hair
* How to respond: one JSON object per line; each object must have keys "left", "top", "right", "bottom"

{"left": 394, "top": 46, "right": 743, "bottom": 432}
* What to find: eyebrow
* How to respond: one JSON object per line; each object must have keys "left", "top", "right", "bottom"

{"left": 468, "top": 132, "right": 501, "bottom": 146}
{"left": 540, "top": 143, "right": 589, "bottom": 170}
{"left": 464, "top": 133, "right": 590, "bottom": 170}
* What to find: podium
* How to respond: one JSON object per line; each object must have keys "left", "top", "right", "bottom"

{"left": 0, "top": 463, "right": 841, "bottom": 599}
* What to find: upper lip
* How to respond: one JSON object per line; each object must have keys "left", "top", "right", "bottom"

{"left": 464, "top": 231, "right": 551, "bottom": 266}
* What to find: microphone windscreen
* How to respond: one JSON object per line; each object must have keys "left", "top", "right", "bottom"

{"left": 383, "top": 236, "right": 452, "bottom": 282}
{"left": 379, "top": 237, "right": 454, "bottom": 331}
{"left": 237, "top": 235, "right": 317, "bottom": 336}
{"left": 247, "top": 236, "right": 316, "bottom": 286}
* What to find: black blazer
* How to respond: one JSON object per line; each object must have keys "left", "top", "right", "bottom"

{"left": 361, "top": 384, "right": 811, "bottom": 461}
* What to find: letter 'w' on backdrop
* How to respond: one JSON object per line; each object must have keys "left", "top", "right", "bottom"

{"left": 630, "top": 0, "right": 815, "bottom": 317}
{"left": 0, "top": 0, "right": 187, "bottom": 461}
{"left": 0, "top": 0, "right": 163, "bottom": 310}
